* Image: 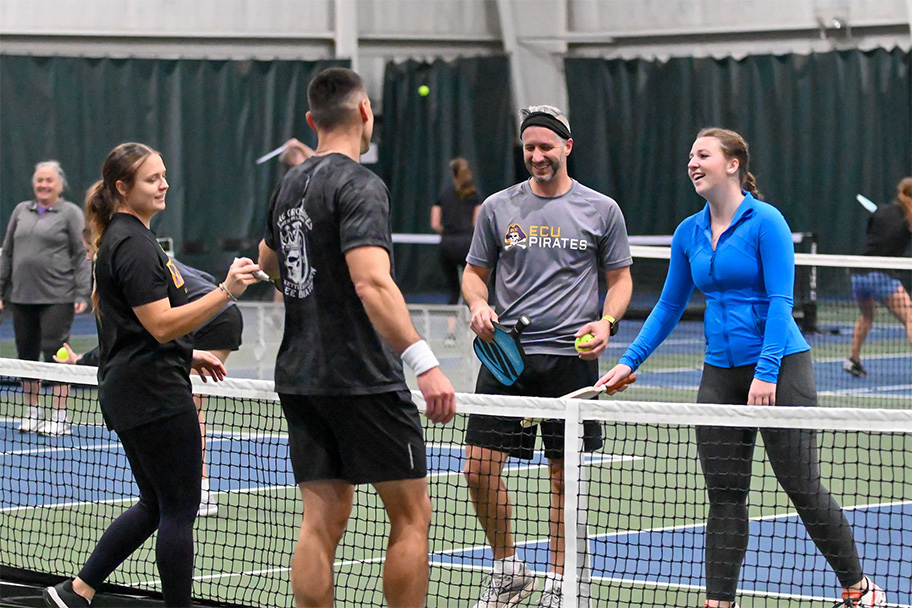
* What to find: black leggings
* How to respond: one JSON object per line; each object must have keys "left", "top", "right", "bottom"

{"left": 78, "top": 410, "right": 202, "bottom": 607}
{"left": 696, "top": 351, "right": 864, "bottom": 602}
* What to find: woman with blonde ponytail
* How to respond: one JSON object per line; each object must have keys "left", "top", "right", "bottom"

{"left": 44, "top": 143, "right": 263, "bottom": 608}
{"left": 844, "top": 176, "right": 912, "bottom": 377}
{"left": 597, "top": 128, "right": 885, "bottom": 608}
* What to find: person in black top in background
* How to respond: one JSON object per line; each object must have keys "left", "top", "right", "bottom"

{"left": 258, "top": 67, "right": 456, "bottom": 608}
{"left": 431, "top": 158, "right": 482, "bottom": 302}
{"left": 43, "top": 142, "right": 261, "bottom": 608}
{"left": 844, "top": 176, "right": 912, "bottom": 377}
{"left": 431, "top": 157, "right": 482, "bottom": 343}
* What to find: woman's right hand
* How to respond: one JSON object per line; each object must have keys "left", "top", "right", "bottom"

{"left": 596, "top": 363, "right": 633, "bottom": 394}
{"left": 53, "top": 343, "right": 79, "bottom": 365}
{"left": 223, "top": 257, "right": 262, "bottom": 298}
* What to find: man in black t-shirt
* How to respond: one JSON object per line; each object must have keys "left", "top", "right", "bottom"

{"left": 258, "top": 67, "right": 456, "bottom": 607}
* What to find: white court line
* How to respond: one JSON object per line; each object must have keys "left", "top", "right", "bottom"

{"left": 1, "top": 437, "right": 233, "bottom": 457}
{"left": 817, "top": 352, "right": 912, "bottom": 363}
{"left": 3, "top": 442, "right": 123, "bottom": 456}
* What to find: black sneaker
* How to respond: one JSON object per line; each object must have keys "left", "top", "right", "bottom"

{"left": 843, "top": 358, "right": 868, "bottom": 377}
{"left": 43, "top": 579, "right": 91, "bottom": 607}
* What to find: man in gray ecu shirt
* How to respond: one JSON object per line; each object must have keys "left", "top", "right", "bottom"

{"left": 462, "top": 105, "right": 633, "bottom": 608}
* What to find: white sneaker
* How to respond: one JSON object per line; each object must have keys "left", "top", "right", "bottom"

{"left": 18, "top": 413, "right": 45, "bottom": 433}
{"left": 198, "top": 490, "right": 218, "bottom": 517}
{"left": 473, "top": 562, "right": 537, "bottom": 608}
{"left": 839, "top": 577, "right": 886, "bottom": 607}
{"left": 539, "top": 580, "right": 590, "bottom": 608}
{"left": 39, "top": 420, "right": 72, "bottom": 436}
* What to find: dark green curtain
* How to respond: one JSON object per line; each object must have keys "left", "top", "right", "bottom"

{"left": 379, "top": 55, "right": 516, "bottom": 296}
{"left": 0, "top": 55, "right": 346, "bottom": 286}
{"left": 565, "top": 48, "right": 911, "bottom": 255}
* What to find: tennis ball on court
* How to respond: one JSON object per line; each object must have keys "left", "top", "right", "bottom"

{"left": 418, "top": 85, "right": 430, "bottom": 97}
{"left": 574, "top": 333, "right": 595, "bottom": 351}
{"left": 56, "top": 346, "right": 68, "bottom": 361}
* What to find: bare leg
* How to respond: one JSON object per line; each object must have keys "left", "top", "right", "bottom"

{"left": 71, "top": 577, "right": 96, "bottom": 602}
{"left": 374, "top": 477, "right": 432, "bottom": 608}
{"left": 850, "top": 298, "right": 876, "bottom": 362}
{"left": 51, "top": 383, "right": 69, "bottom": 413}
{"left": 293, "top": 480, "right": 353, "bottom": 608}
{"left": 884, "top": 286, "right": 912, "bottom": 348}
{"left": 547, "top": 460, "right": 565, "bottom": 575}
{"left": 463, "top": 445, "right": 514, "bottom": 559}
{"left": 22, "top": 379, "right": 40, "bottom": 408}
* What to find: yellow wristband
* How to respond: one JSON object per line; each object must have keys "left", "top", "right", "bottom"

{"left": 601, "top": 315, "right": 619, "bottom": 336}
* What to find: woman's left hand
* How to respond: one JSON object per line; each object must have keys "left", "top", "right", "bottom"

{"left": 74, "top": 301, "right": 87, "bottom": 314}
{"left": 192, "top": 349, "right": 226, "bottom": 383}
{"left": 747, "top": 378, "right": 776, "bottom": 406}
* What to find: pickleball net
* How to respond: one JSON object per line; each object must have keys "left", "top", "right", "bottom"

{"left": 2, "top": 358, "right": 910, "bottom": 607}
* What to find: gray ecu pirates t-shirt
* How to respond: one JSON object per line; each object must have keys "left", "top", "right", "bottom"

{"left": 466, "top": 179, "right": 632, "bottom": 355}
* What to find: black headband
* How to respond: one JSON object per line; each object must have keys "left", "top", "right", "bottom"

{"left": 520, "top": 112, "right": 571, "bottom": 140}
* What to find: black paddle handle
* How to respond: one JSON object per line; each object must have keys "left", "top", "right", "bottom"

{"left": 510, "top": 315, "right": 532, "bottom": 338}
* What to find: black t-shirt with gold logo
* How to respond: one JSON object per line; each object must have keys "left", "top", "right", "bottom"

{"left": 94, "top": 213, "right": 193, "bottom": 431}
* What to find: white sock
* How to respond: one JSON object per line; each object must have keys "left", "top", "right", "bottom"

{"left": 201, "top": 477, "right": 210, "bottom": 493}
{"left": 543, "top": 571, "right": 562, "bottom": 592}
{"left": 51, "top": 409, "right": 67, "bottom": 423}
{"left": 495, "top": 554, "right": 521, "bottom": 576}
{"left": 27, "top": 406, "right": 41, "bottom": 419}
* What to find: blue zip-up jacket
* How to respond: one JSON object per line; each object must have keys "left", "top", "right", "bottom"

{"left": 620, "top": 193, "right": 809, "bottom": 383}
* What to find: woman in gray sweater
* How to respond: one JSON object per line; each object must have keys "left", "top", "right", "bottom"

{"left": 0, "top": 160, "right": 91, "bottom": 435}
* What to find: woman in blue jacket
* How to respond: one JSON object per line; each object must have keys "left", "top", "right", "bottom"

{"left": 597, "top": 128, "right": 884, "bottom": 608}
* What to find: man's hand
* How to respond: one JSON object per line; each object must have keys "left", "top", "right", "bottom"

{"left": 573, "top": 318, "right": 613, "bottom": 360}
{"left": 417, "top": 367, "right": 456, "bottom": 424}
{"left": 469, "top": 303, "right": 498, "bottom": 343}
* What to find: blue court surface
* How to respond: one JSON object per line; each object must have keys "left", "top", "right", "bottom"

{"left": 4, "top": 420, "right": 910, "bottom": 606}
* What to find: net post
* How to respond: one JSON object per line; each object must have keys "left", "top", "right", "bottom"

{"left": 562, "top": 397, "right": 581, "bottom": 605}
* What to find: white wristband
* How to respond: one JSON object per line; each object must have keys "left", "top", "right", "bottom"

{"left": 401, "top": 340, "right": 439, "bottom": 376}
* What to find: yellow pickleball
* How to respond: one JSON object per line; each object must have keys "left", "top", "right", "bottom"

{"left": 574, "top": 333, "right": 595, "bottom": 351}
{"left": 56, "top": 346, "right": 69, "bottom": 360}
{"left": 418, "top": 85, "right": 430, "bottom": 97}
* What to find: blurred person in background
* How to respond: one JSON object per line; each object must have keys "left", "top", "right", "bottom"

{"left": 431, "top": 157, "right": 482, "bottom": 344}
{"left": 279, "top": 137, "right": 315, "bottom": 170}
{"left": 844, "top": 176, "right": 912, "bottom": 377}
{"left": 0, "top": 160, "right": 91, "bottom": 435}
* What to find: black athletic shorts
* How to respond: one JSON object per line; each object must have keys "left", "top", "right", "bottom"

{"left": 466, "top": 354, "right": 603, "bottom": 460}
{"left": 279, "top": 390, "right": 427, "bottom": 485}
{"left": 9, "top": 302, "right": 74, "bottom": 362}
{"left": 193, "top": 305, "right": 243, "bottom": 351}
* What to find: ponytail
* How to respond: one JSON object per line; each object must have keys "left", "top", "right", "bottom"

{"left": 896, "top": 177, "right": 912, "bottom": 229}
{"left": 84, "top": 180, "right": 118, "bottom": 316}
{"left": 743, "top": 171, "right": 762, "bottom": 200}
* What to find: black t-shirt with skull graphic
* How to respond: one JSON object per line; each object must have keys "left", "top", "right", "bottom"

{"left": 263, "top": 153, "right": 407, "bottom": 395}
